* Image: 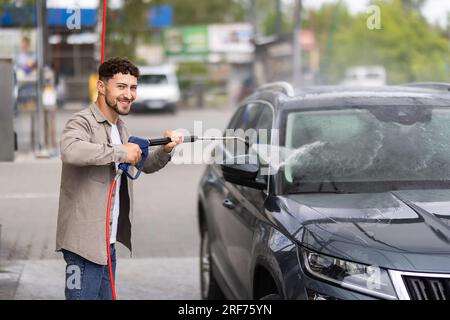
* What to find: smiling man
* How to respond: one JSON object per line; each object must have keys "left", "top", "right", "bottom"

{"left": 56, "top": 57, "right": 183, "bottom": 300}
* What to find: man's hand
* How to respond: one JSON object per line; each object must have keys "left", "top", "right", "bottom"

{"left": 124, "top": 143, "right": 142, "bottom": 165}
{"left": 163, "top": 131, "right": 184, "bottom": 154}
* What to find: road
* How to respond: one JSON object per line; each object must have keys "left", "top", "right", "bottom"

{"left": 0, "top": 106, "right": 234, "bottom": 299}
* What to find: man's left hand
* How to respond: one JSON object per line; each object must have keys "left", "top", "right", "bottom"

{"left": 163, "top": 131, "right": 184, "bottom": 154}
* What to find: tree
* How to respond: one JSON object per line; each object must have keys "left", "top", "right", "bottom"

{"left": 105, "top": 0, "right": 150, "bottom": 61}
{"left": 312, "top": 0, "right": 448, "bottom": 84}
{"left": 105, "top": 0, "right": 247, "bottom": 61}
{"left": 304, "top": 1, "right": 353, "bottom": 83}
{"left": 156, "top": 0, "right": 245, "bottom": 25}
{"left": 400, "top": 0, "right": 427, "bottom": 11}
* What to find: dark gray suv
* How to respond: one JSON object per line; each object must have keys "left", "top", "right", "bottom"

{"left": 198, "top": 82, "right": 450, "bottom": 300}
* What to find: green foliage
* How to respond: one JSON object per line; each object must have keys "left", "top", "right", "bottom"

{"left": 153, "top": 0, "right": 246, "bottom": 25}
{"left": 105, "top": 0, "right": 246, "bottom": 60}
{"left": 263, "top": 12, "right": 293, "bottom": 35}
{"left": 178, "top": 62, "right": 208, "bottom": 76}
{"left": 400, "top": 0, "right": 427, "bottom": 12}
{"left": 6, "top": 0, "right": 445, "bottom": 85}
{"left": 312, "top": 0, "right": 449, "bottom": 84}
{"left": 177, "top": 62, "right": 208, "bottom": 90}
{"left": 105, "top": 0, "right": 150, "bottom": 61}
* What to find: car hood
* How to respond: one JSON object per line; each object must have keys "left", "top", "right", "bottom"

{"left": 270, "top": 190, "right": 450, "bottom": 272}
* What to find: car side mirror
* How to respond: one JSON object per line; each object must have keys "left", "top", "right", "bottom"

{"left": 221, "top": 161, "right": 267, "bottom": 190}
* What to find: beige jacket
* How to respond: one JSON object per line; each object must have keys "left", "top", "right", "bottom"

{"left": 56, "top": 104, "right": 171, "bottom": 265}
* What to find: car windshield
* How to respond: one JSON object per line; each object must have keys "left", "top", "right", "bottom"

{"left": 280, "top": 106, "right": 450, "bottom": 194}
{"left": 139, "top": 74, "right": 168, "bottom": 85}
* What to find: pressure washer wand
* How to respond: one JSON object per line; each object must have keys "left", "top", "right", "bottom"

{"left": 147, "top": 135, "right": 249, "bottom": 146}
{"left": 147, "top": 136, "right": 197, "bottom": 146}
{"left": 194, "top": 136, "right": 249, "bottom": 145}
{"left": 119, "top": 135, "right": 250, "bottom": 180}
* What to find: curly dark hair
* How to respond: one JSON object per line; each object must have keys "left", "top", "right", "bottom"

{"left": 98, "top": 57, "right": 140, "bottom": 82}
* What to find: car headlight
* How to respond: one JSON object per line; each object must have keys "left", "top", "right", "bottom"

{"left": 301, "top": 248, "right": 397, "bottom": 300}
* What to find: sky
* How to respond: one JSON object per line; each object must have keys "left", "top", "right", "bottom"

{"left": 302, "top": 0, "right": 450, "bottom": 27}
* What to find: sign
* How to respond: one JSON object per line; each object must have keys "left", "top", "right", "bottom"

{"left": 0, "top": 6, "right": 36, "bottom": 27}
{"left": 162, "top": 26, "right": 208, "bottom": 62}
{"left": 47, "top": 8, "right": 97, "bottom": 28}
{"left": 299, "top": 30, "right": 316, "bottom": 50}
{"left": 149, "top": 6, "right": 173, "bottom": 28}
{"left": 208, "top": 23, "right": 254, "bottom": 54}
{"left": 47, "top": 0, "right": 98, "bottom": 28}
{"left": 207, "top": 23, "right": 254, "bottom": 63}
{"left": 0, "top": 5, "right": 96, "bottom": 28}
{"left": 47, "top": 0, "right": 98, "bottom": 9}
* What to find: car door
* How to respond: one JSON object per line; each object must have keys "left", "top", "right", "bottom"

{"left": 210, "top": 102, "right": 274, "bottom": 298}
{"left": 204, "top": 105, "right": 247, "bottom": 297}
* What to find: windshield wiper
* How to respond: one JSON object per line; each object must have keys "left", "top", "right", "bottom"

{"left": 317, "top": 180, "right": 340, "bottom": 192}
{"left": 297, "top": 191, "right": 349, "bottom": 194}
{"left": 290, "top": 180, "right": 349, "bottom": 194}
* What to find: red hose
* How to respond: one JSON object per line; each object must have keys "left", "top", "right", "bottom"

{"left": 106, "top": 175, "right": 117, "bottom": 300}
{"left": 101, "top": 0, "right": 116, "bottom": 300}
{"left": 101, "top": 0, "right": 107, "bottom": 63}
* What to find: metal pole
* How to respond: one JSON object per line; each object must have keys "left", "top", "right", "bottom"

{"left": 447, "top": 13, "right": 450, "bottom": 77}
{"left": 292, "top": 0, "right": 302, "bottom": 87}
{"left": 250, "top": 0, "right": 258, "bottom": 84}
{"left": 250, "top": 0, "right": 258, "bottom": 39}
{"left": 35, "top": 0, "right": 46, "bottom": 153}
{"left": 94, "top": 1, "right": 104, "bottom": 64}
{"left": 448, "top": 13, "right": 450, "bottom": 50}
{"left": 320, "top": 0, "right": 342, "bottom": 84}
{"left": 275, "top": 0, "right": 282, "bottom": 36}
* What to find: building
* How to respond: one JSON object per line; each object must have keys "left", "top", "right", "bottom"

{"left": 0, "top": 0, "right": 101, "bottom": 102}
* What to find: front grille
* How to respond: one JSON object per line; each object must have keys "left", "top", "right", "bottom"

{"left": 403, "top": 276, "right": 450, "bottom": 300}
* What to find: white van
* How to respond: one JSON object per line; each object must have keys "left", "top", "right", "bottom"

{"left": 340, "top": 66, "right": 386, "bottom": 87}
{"left": 133, "top": 64, "right": 180, "bottom": 113}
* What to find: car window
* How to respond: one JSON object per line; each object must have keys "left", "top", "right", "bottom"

{"left": 253, "top": 104, "right": 274, "bottom": 181}
{"left": 254, "top": 105, "right": 273, "bottom": 145}
{"left": 224, "top": 104, "right": 264, "bottom": 158}
{"left": 211, "top": 106, "right": 244, "bottom": 165}
{"left": 139, "top": 74, "right": 168, "bottom": 85}
{"left": 226, "top": 106, "right": 245, "bottom": 130}
{"left": 233, "top": 104, "right": 262, "bottom": 131}
{"left": 281, "top": 106, "right": 450, "bottom": 193}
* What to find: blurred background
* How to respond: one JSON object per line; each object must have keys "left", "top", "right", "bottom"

{"left": 1, "top": 0, "right": 450, "bottom": 156}
{"left": 0, "top": 0, "right": 449, "bottom": 299}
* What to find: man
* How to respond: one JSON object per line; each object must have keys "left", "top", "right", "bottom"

{"left": 56, "top": 57, "right": 183, "bottom": 300}
{"left": 15, "top": 36, "right": 37, "bottom": 77}
{"left": 15, "top": 36, "right": 38, "bottom": 110}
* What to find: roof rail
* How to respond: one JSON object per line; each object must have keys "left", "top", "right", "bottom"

{"left": 400, "top": 82, "right": 450, "bottom": 91}
{"left": 257, "top": 82, "right": 295, "bottom": 97}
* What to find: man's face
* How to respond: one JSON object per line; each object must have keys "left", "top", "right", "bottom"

{"left": 101, "top": 73, "right": 138, "bottom": 116}
{"left": 21, "top": 39, "right": 30, "bottom": 52}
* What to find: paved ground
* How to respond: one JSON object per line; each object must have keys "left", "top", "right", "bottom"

{"left": 1, "top": 258, "right": 199, "bottom": 300}
{"left": 0, "top": 105, "right": 234, "bottom": 299}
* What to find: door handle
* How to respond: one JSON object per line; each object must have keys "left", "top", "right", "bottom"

{"left": 222, "top": 199, "right": 236, "bottom": 210}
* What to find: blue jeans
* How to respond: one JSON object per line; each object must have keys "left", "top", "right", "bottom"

{"left": 63, "top": 244, "right": 116, "bottom": 300}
